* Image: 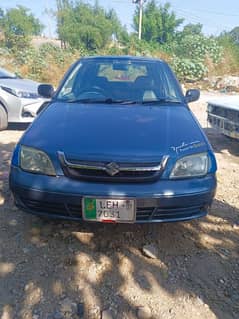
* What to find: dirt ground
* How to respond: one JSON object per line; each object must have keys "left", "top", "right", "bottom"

{"left": 0, "top": 92, "right": 238, "bottom": 319}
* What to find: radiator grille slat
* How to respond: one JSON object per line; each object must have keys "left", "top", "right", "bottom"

{"left": 18, "top": 196, "right": 204, "bottom": 222}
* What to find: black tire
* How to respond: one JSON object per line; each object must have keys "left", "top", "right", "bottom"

{"left": 0, "top": 105, "right": 8, "bottom": 131}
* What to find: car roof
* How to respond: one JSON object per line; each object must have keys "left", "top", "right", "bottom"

{"left": 79, "top": 55, "right": 165, "bottom": 63}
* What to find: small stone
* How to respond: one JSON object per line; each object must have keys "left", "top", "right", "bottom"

{"left": 9, "top": 219, "right": 18, "bottom": 226}
{"left": 22, "top": 247, "right": 30, "bottom": 254}
{"left": 137, "top": 306, "right": 152, "bottom": 319}
{"left": 0, "top": 171, "right": 9, "bottom": 180}
{"left": 33, "top": 315, "right": 39, "bottom": 319}
{"left": 53, "top": 311, "right": 63, "bottom": 319}
{"left": 24, "top": 283, "right": 31, "bottom": 292}
{"left": 77, "top": 303, "right": 84, "bottom": 317}
{"left": 102, "top": 309, "right": 113, "bottom": 319}
{"left": 196, "top": 296, "right": 204, "bottom": 305}
{"left": 61, "top": 298, "right": 76, "bottom": 314}
{"left": 142, "top": 244, "right": 158, "bottom": 259}
{"left": 88, "top": 306, "right": 101, "bottom": 319}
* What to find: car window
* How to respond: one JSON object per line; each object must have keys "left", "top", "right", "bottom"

{"left": 0, "top": 67, "right": 18, "bottom": 79}
{"left": 58, "top": 63, "right": 82, "bottom": 99}
{"left": 56, "top": 58, "right": 183, "bottom": 103}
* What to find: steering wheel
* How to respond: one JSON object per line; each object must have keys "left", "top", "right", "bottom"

{"left": 78, "top": 86, "right": 107, "bottom": 98}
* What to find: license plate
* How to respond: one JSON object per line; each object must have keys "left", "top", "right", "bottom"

{"left": 82, "top": 198, "right": 136, "bottom": 223}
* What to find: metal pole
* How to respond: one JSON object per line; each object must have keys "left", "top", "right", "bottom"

{"left": 138, "top": 0, "right": 143, "bottom": 40}
{"left": 133, "top": 0, "right": 145, "bottom": 40}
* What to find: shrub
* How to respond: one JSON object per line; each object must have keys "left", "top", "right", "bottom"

{"left": 175, "top": 35, "right": 222, "bottom": 63}
{"left": 172, "top": 56, "right": 208, "bottom": 81}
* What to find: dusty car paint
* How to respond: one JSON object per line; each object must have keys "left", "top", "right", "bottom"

{"left": 10, "top": 56, "right": 217, "bottom": 223}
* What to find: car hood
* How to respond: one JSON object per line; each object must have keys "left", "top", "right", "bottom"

{"left": 21, "top": 102, "right": 208, "bottom": 162}
{"left": 208, "top": 96, "right": 239, "bottom": 112}
{"left": 0, "top": 78, "right": 39, "bottom": 93}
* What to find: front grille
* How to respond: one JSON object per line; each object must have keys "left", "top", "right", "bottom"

{"left": 58, "top": 151, "right": 168, "bottom": 183}
{"left": 136, "top": 205, "right": 205, "bottom": 221}
{"left": 18, "top": 197, "right": 83, "bottom": 218}
{"left": 18, "top": 196, "right": 205, "bottom": 222}
{"left": 62, "top": 166, "right": 162, "bottom": 182}
{"left": 208, "top": 105, "right": 239, "bottom": 133}
{"left": 209, "top": 105, "right": 239, "bottom": 121}
{"left": 208, "top": 112, "right": 239, "bottom": 137}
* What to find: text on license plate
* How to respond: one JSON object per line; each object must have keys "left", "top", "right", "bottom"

{"left": 83, "top": 198, "right": 136, "bottom": 222}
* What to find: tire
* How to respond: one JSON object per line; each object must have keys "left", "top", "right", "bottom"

{"left": 0, "top": 105, "right": 8, "bottom": 131}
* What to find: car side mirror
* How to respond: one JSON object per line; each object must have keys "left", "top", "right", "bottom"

{"left": 185, "top": 89, "right": 200, "bottom": 103}
{"left": 38, "top": 84, "right": 54, "bottom": 98}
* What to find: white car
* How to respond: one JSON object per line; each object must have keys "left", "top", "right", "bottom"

{"left": 207, "top": 96, "right": 239, "bottom": 140}
{"left": 0, "top": 67, "right": 47, "bottom": 130}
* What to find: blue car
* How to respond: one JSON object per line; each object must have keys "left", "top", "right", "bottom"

{"left": 9, "top": 56, "right": 217, "bottom": 223}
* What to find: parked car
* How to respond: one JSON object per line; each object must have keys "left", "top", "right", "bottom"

{"left": 10, "top": 56, "right": 217, "bottom": 223}
{"left": 207, "top": 96, "right": 239, "bottom": 140}
{"left": 0, "top": 67, "right": 47, "bottom": 130}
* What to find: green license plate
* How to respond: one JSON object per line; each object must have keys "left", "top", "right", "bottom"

{"left": 82, "top": 198, "right": 136, "bottom": 223}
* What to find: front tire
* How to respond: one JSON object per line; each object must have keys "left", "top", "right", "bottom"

{"left": 0, "top": 105, "right": 8, "bottom": 131}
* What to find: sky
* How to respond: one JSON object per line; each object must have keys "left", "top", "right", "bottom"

{"left": 1, "top": 0, "right": 239, "bottom": 38}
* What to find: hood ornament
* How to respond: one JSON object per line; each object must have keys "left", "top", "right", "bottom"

{"left": 105, "top": 162, "right": 120, "bottom": 176}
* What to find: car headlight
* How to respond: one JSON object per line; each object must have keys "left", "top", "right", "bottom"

{"left": 170, "top": 153, "right": 209, "bottom": 179}
{"left": 1, "top": 86, "right": 39, "bottom": 98}
{"left": 20, "top": 145, "right": 56, "bottom": 176}
{"left": 207, "top": 104, "right": 214, "bottom": 113}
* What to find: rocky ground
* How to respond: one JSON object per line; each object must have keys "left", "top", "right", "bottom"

{"left": 0, "top": 92, "right": 238, "bottom": 319}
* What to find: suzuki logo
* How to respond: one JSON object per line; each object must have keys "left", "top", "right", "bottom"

{"left": 105, "top": 162, "right": 120, "bottom": 176}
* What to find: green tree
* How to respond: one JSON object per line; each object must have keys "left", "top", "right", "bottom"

{"left": 56, "top": 0, "right": 70, "bottom": 48}
{"left": 0, "top": 6, "right": 43, "bottom": 49}
{"left": 0, "top": 8, "right": 4, "bottom": 34}
{"left": 181, "top": 23, "right": 203, "bottom": 37}
{"left": 217, "top": 30, "right": 239, "bottom": 71}
{"left": 227, "top": 27, "right": 239, "bottom": 44}
{"left": 3, "top": 6, "right": 43, "bottom": 36}
{"left": 133, "top": 1, "right": 183, "bottom": 44}
{"left": 105, "top": 8, "right": 129, "bottom": 44}
{"left": 56, "top": 1, "right": 128, "bottom": 51}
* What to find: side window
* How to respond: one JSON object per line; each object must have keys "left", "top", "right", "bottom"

{"left": 162, "top": 72, "right": 178, "bottom": 99}
{"left": 152, "top": 63, "right": 182, "bottom": 100}
{"left": 58, "top": 63, "right": 82, "bottom": 99}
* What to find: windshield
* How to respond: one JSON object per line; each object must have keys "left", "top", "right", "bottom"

{"left": 56, "top": 58, "right": 183, "bottom": 104}
{"left": 0, "top": 67, "right": 18, "bottom": 79}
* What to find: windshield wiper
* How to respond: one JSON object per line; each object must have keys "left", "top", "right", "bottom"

{"left": 66, "top": 98, "right": 137, "bottom": 104}
{"left": 140, "top": 98, "right": 181, "bottom": 104}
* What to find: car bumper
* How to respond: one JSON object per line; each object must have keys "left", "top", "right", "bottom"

{"left": 207, "top": 112, "right": 239, "bottom": 140}
{"left": 10, "top": 166, "right": 217, "bottom": 223}
{"left": 8, "top": 99, "right": 46, "bottom": 123}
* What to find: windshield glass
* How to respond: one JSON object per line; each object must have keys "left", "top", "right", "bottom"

{"left": 57, "top": 58, "right": 183, "bottom": 104}
{"left": 0, "top": 67, "right": 18, "bottom": 79}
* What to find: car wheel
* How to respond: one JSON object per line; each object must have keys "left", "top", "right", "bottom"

{"left": 0, "top": 104, "right": 8, "bottom": 131}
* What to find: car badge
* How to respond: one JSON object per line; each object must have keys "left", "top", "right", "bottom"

{"left": 105, "top": 162, "right": 120, "bottom": 176}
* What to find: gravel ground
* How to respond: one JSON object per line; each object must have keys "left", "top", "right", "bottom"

{"left": 0, "top": 92, "right": 238, "bottom": 319}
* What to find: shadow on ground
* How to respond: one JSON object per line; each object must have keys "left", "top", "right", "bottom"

{"left": 0, "top": 197, "right": 238, "bottom": 319}
{"left": 205, "top": 128, "right": 239, "bottom": 158}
